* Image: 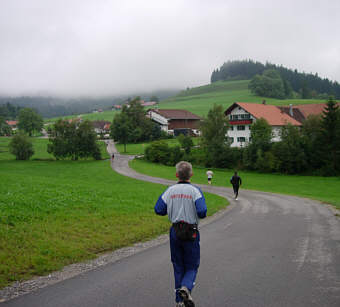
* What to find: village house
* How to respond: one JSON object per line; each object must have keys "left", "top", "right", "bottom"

{"left": 92, "top": 120, "right": 111, "bottom": 135}
{"left": 224, "top": 102, "right": 302, "bottom": 147}
{"left": 5, "top": 120, "right": 18, "bottom": 132}
{"left": 146, "top": 109, "right": 201, "bottom": 136}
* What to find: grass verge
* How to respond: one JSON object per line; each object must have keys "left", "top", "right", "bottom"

{"left": 0, "top": 154, "right": 226, "bottom": 288}
{"left": 130, "top": 159, "right": 340, "bottom": 210}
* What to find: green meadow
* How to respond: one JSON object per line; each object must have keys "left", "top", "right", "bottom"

{"left": 130, "top": 159, "right": 340, "bottom": 210}
{"left": 0, "top": 138, "right": 227, "bottom": 288}
{"left": 158, "top": 80, "right": 328, "bottom": 116}
{"left": 45, "top": 109, "right": 118, "bottom": 124}
{"left": 115, "top": 138, "right": 200, "bottom": 155}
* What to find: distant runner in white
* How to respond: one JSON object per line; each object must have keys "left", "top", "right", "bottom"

{"left": 206, "top": 169, "right": 213, "bottom": 185}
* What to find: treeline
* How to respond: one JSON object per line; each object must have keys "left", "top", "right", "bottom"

{"left": 211, "top": 60, "right": 340, "bottom": 99}
{"left": 144, "top": 99, "right": 340, "bottom": 176}
{"left": 0, "top": 89, "right": 178, "bottom": 119}
{"left": 0, "top": 102, "right": 21, "bottom": 119}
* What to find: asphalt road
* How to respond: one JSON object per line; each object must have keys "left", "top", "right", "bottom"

{"left": 3, "top": 144, "right": 340, "bottom": 306}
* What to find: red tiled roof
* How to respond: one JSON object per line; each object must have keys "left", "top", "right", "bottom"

{"left": 149, "top": 109, "right": 201, "bottom": 120}
{"left": 293, "top": 103, "right": 340, "bottom": 119}
{"left": 225, "top": 102, "right": 302, "bottom": 126}
{"left": 5, "top": 120, "right": 18, "bottom": 126}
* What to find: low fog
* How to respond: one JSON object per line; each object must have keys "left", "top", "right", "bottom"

{"left": 0, "top": 0, "right": 339, "bottom": 97}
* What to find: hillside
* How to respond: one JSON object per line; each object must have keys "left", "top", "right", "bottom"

{"left": 158, "top": 80, "right": 332, "bottom": 117}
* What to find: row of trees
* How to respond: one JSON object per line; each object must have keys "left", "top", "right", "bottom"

{"left": 144, "top": 98, "right": 340, "bottom": 176}
{"left": 211, "top": 60, "right": 340, "bottom": 99}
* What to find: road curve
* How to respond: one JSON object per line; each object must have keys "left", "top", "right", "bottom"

{"left": 2, "top": 142, "right": 340, "bottom": 307}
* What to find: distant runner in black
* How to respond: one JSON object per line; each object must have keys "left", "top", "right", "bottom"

{"left": 230, "top": 171, "right": 242, "bottom": 200}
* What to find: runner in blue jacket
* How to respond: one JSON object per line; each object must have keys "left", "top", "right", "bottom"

{"left": 155, "top": 161, "right": 207, "bottom": 307}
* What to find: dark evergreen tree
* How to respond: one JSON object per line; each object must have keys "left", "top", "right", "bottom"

{"left": 319, "top": 96, "right": 340, "bottom": 174}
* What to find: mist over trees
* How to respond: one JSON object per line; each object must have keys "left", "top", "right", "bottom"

{"left": 211, "top": 60, "right": 340, "bottom": 99}
{"left": 0, "top": 89, "right": 178, "bottom": 119}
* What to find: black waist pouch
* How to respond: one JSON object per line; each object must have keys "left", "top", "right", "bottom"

{"left": 173, "top": 221, "right": 198, "bottom": 241}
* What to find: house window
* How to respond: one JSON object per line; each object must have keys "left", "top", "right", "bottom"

{"left": 237, "top": 137, "right": 246, "bottom": 142}
{"left": 237, "top": 125, "right": 245, "bottom": 131}
{"left": 229, "top": 137, "right": 234, "bottom": 143}
{"left": 230, "top": 126, "right": 234, "bottom": 131}
{"left": 240, "top": 114, "right": 250, "bottom": 119}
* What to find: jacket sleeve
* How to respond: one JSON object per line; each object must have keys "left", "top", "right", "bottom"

{"left": 154, "top": 194, "right": 167, "bottom": 216}
{"left": 195, "top": 187, "right": 207, "bottom": 219}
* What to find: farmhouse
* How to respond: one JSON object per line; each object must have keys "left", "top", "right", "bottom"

{"left": 146, "top": 109, "right": 201, "bottom": 136}
{"left": 92, "top": 120, "right": 111, "bottom": 134}
{"left": 5, "top": 120, "right": 18, "bottom": 132}
{"left": 225, "top": 102, "right": 302, "bottom": 147}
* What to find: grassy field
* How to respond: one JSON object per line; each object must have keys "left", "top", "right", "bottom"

{"left": 115, "top": 138, "right": 200, "bottom": 155}
{"left": 45, "top": 109, "right": 118, "bottom": 124}
{"left": 0, "top": 139, "right": 227, "bottom": 288}
{"left": 158, "top": 80, "right": 329, "bottom": 116}
{"left": 0, "top": 137, "right": 110, "bottom": 161}
{"left": 130, "top": 159, "right": 340, "bottom": 210}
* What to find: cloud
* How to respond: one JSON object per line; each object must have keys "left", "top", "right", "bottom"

{"left": 0, "top": 0, "right": 339, "bottom": 96}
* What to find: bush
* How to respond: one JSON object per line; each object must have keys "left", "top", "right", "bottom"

{"left": 145, "top": 141, "right": 183, "bottom": 166}
{"left": 9, "top": 134, "right": 34, "bottom": 160}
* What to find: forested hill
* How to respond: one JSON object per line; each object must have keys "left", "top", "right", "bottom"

{"left": 211, "top": 60, "right": 340, "bottom": 99}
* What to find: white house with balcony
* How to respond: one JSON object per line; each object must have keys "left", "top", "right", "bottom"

{"left": 224, "top": 102, "right": 302, "bottom": 147}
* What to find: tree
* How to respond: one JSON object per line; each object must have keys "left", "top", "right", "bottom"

{"left": 318, "top": 96, "right": 340, "bottom": 174}
{"left": 201, "top": 104, "right": 231, "bottom": 167}
{"left": 110, "top": 112, "right": 131, "bottom": 153}
{"left": 9, "top": 133, "right": 34, "bottom": 160}
{"left": 0, "top": 116, "right": 11, "bottom": 136}
{"left": 48, "top": 119, "right": 101, "bottom": 160}
{"left": 178, "top": 134, "right": 194, "bottom": 154}
{"left": 110, "top": 97, "right": 159, "bottom": 148}
{"left": 272, "top": 124, "right": 307, "bottom": 174}
{"left": 243, "top": 118, "right": 272, "bottom": 170}
{"left": 18, "top": 108, "right": 43, "bottom": 136}
{"left": 249, "top": 69, "right": 285, "bottom": 99}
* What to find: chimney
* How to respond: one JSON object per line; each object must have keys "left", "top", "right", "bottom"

{"left": 262, "top": 100, "right": 266, "bottom": 105}
{"left": 289, "top": 104, "right": 293, "bottom": 117}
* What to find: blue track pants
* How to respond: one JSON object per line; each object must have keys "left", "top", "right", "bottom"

{"left": 170, "top": 226, "right": 200, "bottom": 302}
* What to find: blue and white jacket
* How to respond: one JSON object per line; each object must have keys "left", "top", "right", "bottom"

{"left": 154, "top": 182, "right": 207, "bottom": 225}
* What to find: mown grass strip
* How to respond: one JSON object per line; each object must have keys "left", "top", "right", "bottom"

{"left": 130, "top": 159, "right": 340, "bottom": 210}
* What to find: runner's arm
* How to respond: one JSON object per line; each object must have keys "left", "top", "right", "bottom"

{"left": 154, "top": 195, "right": 167, "bottom": 216}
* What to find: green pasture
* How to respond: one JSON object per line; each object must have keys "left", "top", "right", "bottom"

{"left": 130, "top": 159, "right": 340, "bottom": 210}
{"left": 158, "top": 80, "right": 328, "bottom": 116}
{"left": 45, "top": 109, "right": 118, "bottom": 124}
{"left": 115, "top": 138, "right": 200, "bottom": 155}
{"left": 0, "top": 139, "right": 226, "bottom": 288}
{"left": 0, "top": 137, "right": 110, "bottom": 161}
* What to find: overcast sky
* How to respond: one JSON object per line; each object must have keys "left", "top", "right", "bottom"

{"left": 0, "top": 0, "right": 339, "bottom": 97}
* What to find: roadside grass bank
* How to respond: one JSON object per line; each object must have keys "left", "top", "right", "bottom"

{"left": 130, "top": 159, "right": 340, "bottom": 210}
{"left": 0, "top": 159, "right": 227, "bottom": 289}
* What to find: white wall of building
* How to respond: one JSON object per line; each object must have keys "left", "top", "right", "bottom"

{"left": 226, "top": 106, "right": 284, "bottom": 147}
{"left": 147, "top": 111, "right": 169, "bottom": 132}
